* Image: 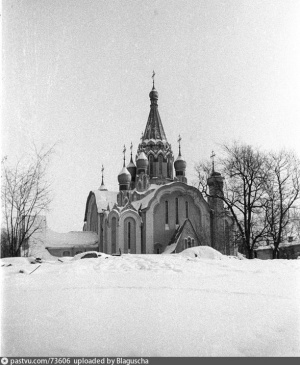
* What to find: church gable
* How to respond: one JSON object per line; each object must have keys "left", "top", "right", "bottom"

{"left": 121, "top": 201, "right": 138, "bottom": 213}
{"left": 147, "top": 182, "right": 210, "bottom": 254}
{"left": 171, "top": 219, "right": 201, "bottom": 253}
{"left": 84, "top": 192, "right": 99, "bottom": 233}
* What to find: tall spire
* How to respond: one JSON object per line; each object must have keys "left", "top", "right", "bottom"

{"left": 142, "top": 72, "right": 167, "bottom": 141}
{"left": 136, "top": 74, "right": 174, "bottom": 184}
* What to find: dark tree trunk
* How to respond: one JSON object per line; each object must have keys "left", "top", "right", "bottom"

{"left": 273, "top": 247, "right": 279, "bottom": 259}
{"left": 246, "top": 247, "right": 254, "bottom": 259}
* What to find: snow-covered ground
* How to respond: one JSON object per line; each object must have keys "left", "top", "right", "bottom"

{"left": 1, "top": 247, "right": 300, "bottom": 357}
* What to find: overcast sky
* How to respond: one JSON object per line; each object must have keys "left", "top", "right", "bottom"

{"left": 3, "top": 0, "right": 300, "bottom": 232}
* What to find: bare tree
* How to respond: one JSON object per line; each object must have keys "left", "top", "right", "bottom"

{"left": 1, "top": 145, "right": 54, "bottom": 257}
{"left": 196, "top": 143, "right": 269, "bottom": 258}
{"left": 263, "top": 151, "right": 300, "bottom": 258}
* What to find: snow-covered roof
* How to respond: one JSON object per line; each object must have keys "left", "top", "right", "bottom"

{"left": 255, "top": 241, "right": 300, "bottom": 251}
{"left": 92, "top": 190, "right": 118, "bottom": 212}
{"left": 278, "top": 240, "right": 300, "bottom": 248}
{"left": 255, "top": 245, "right": 274, "bottom": 251}
{"left": 162, "top": 242, "right": 177, "bottom": 254}
{"left": 87, "top": 180, "right": 209, "bottom": 216}
{"left": 131, "top": 181, "right": 207, "bottom": 212}
{"left": 131, "top": 186, "right": 159, "bottom": 210}
{"left": 44, "top": 229, "right": 98, "bottom": 248}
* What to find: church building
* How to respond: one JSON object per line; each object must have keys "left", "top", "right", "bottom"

{"left": 83, "top": 77, "right": 236, "bottom": 255}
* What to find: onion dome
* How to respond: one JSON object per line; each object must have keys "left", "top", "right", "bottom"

{"left": 174, "top": 154, "right": 187, "bottom": 172}
{"left": 149, "top": 86, "right": 158, "bottom": 103}
{"left": 118, "top": 145, "right": 131, "bottom": 187}
{"left": 136, "top": 151, "right": 148, "bottom": 171}
{"left": 127, "top": 159, "right": 136, "bottom": 178}
{"left": 174, "top": 135, "right": 186, "bottom": 172}
{"left": 118, "top": 166, "right": 131, "bottom": 185}
{"left": 127, "top": 142, "right": 137, "bottom": 179}
{"left": 99, "top": 181, "right": 107, "bottom": 191}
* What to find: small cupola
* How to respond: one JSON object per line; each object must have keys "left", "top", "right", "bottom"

{"left": 118, "top": 167, "right": 131, "bottom": 185}
{"left": 118, "top": 145, "right": 131, "bottom": 191}
{"left": 174, "top": 135, "right": 187, "bottom": 183}
{"left": 136, "top": 151, "right": 148, "bottom": 174}
{"left": 207, "top": 150, "right": 224, "bottom": 210}
{"left": 174, "top": 154, "right": 187, "bottom": 172}
{"left": 149, "top": 86, "right": 159, "bottom": 105}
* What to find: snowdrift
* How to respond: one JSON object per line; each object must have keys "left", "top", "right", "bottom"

{"left": 1, "top": 253, "right": 300, "bottom": 357}
{"left": 179, "top": 245, "right": 225, "bottom": 260}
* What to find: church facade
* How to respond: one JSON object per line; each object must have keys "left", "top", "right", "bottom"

{"left": 83, "top": 79, "right": 236, "bottom": 255}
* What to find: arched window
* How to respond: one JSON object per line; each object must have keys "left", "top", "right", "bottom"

{"left": 128, "top": 221, "right": 131, "bottom": 250}
{"left": 188, "top": 237, "right": 191, "bottom": 248}
{"left": 143, "top": 174, "right": 147, "bottom": 189}
{"left": 158, "top": 155, "right": 163, "bottom": 176}
{"left": 165, "top": 201, "right": 169, "bottom": 225}
{"left": 149, "top": 155, "right": 154, "bottom": 177}
{"left": 184, "top": 238, "right": 188, "bottom": 249}
{"left": 185, "top": 201, "right": 189, "bottom": 219}
{"left": 124, "top": 217, "right": 136, "bottom": 253}
{"left": 175, "top": 198, "right": 179, "bottom": 225}
{"left": 112, "top": 217, "right": 117, "bottom": 254}
{"left": 167, "top": 157, "right": 172, "bottom": 178}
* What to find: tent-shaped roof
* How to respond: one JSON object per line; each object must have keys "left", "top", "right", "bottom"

{"left": 143, "top": 86, "right": 167, "bottom": 142}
